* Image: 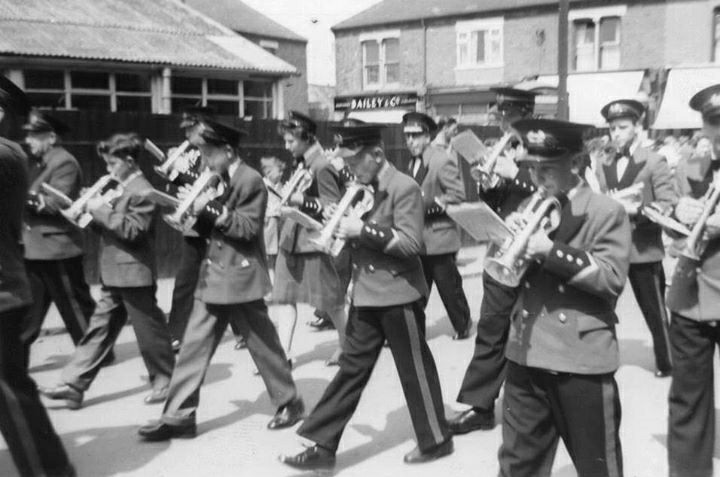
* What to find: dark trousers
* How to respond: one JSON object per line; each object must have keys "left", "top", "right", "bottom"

{"left": 167, "top": 236, "right": 206, "bottom": 343}
{"left": 298, "top": 301, "right": 450, "bottom": 452}
{"left": 627, "top": 262, "right": 672, "bottom": 372}
{"left": 21, "top": 257, "right": 95, "bottom": 364}
{"left": 0, "top": 307, "right": 73, "bottom": 477}
{"left": 61, "top": 285, "right": 174, "bottom": 391}
{"left": 420, "top": 253, "right": 471, "bottom": 334}
{"left": 162, "top": 299, "right": 296, "bottom": 425}
{"left": 499, "top": 362, "right": 623, "bottom": 477}
{"left": 456, "top": 272, "right": 518, "bottom": 410}
{"left": 668, "top": 313, "right": 720, "bottom": 477}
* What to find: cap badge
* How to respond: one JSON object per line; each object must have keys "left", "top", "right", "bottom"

{"left": 710, "top": 94, "right": 720, "bottom": 107}
{"left": 526, "top": 130, "right": 547, "bottom": 145}
{"left": 609, "top": 103, "right": 624, "bottom": 114}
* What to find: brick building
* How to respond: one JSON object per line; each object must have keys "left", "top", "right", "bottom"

{"left": 332, "top": 0, "right": 720, "bottom": 129}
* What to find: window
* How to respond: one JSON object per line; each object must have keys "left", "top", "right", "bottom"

{"left": 456, "top": 18, "right": 504, "bottom": 69}
{"left": 714, "top": 8, "right": 720, "bottom": 62}
{"left": 22, "top": 69, "right": 152, "bottom": 112}
{"left": 244, "top": 80, "right": 273, "bottom": 119}
{"left": 569, "top": 6, "right": 626, "bottom": 71}
{"left": 360, "top": 30, "right": 400, "bottom": 89}
{"left": 169, "top": 77, "right": 274, "bottom": 119}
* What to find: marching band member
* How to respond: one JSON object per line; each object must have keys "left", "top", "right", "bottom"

{"left": 597, "top": 99, "right": 676, "bottom": 377}
{"left": 449, "top": 88, "right": 538, "bottom": 434}
{"left": 273, "top": 110, "right": 347, "bottom": 365}
{"left": 667, "top": 84, "right": 720, "bottom": 477}
{"left": 402, "top": 112, "right": 472, "bottom": 339}
{"left": 40, "top": 133, "right": 175, "bottom": 409}
{"left": 498, "top": 119, "right": 630, "bottom": 477}
{"left": 138, "top": 119, "right": 303, "bottom": 441}
{"left": 280, "top": 122, "right": 452, "bottom": 470}
{"left": 20, "top": 110, "right": 95, "bottom": 364}
{"left": 0, "top": 76, "right": 75, "bottom": 477}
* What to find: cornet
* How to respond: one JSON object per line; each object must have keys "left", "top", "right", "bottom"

{"left": 470, "top": 131, "right": 519, "bottom": 189}
{"left": 484, "top": 187, "right": 562, "bottom": 287}
{"left": 608, "top": 182, "right": 644, "bottom": 208}
{"left": 677, "top": 179, "right": 720, "bottom": 261}
{"left": 310, "top": 183, "right": 374, "bottom": 256}
{"left": 274, "top": 165, "right": 313, "bottom": 216}
{"left": 145, "top": 139, "right": 200, "bottom": 183}
{"left": 162, "top": 169, "right": 225, "bottom": 234}
{"left": 42, "top": 175, "right": 123, "bottom": 228}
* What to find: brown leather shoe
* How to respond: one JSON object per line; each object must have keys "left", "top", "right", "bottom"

{"left": 404, "top": 438, "right": 453, "bottom": 464}
{"left": 279, "top": 444, "right": 336, "bottom": 470}
{"left": 39, "top": 383, "right": 83, "bottom": 410}
{"left": 138, "top": 420, "right": 196, "bottom": 441}
{"left": 267, "top": 397, "right": 304, "bottom": 429}
{"left": 448, "top": 408, "right": 495, "bottom": 434}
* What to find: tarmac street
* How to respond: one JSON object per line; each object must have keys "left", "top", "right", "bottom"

{"left": 1, "top": 246, "right": 718, "bottom": 476}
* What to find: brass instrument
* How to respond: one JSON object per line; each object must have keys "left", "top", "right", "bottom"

{"left": 162, "top": 169, "right": 225, "bottom": 234}
{"left": 470, "top": 131, "right": 518, "bottom": 189}
{"left": 42, "top": 175, "right": 123, "bottom": 228}
{"left": 275, "top": 165, "right": 313, "bottom": 215}
{"left": 145, "top": 139, "right": 199, "bottom": 182}
{"left": 608, "top": 182, "right": 644, "bottom": 207}
{"left": 678, "top": 180, "right": 720, "bottom": 260}
{"left": 484, "top": 187, "right": 562, "bottom": 287}
{"left": 310, "top": 183, "right": 374, "bottom": 256}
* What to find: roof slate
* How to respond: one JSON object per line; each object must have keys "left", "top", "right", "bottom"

{"left": 0, "top": 0, "right": 296, "bottom": 75}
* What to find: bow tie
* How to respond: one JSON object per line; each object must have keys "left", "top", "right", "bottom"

{"left": 614, "top": 146, "right": 631, "bottom": 160}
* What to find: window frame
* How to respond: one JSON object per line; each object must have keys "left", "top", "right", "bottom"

{"left": 455, "top": 17, "right": 504, "bottom": 70}
{"left": 569, "top": 5, "right": 627, "bottom": 72}
{"left": 359, "top": 29, "right": 401, "bottom": 90}
{"left": 713, "top": 7, "right": 720, "bottom": 63}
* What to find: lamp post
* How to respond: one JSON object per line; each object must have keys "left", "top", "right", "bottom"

{"left": 557, "top": 0, "right": 569, "bottom": 120}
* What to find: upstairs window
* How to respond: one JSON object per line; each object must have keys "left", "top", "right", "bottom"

{"left": 456, "top": 18, "right": 504, "bottom": 68}
{"left": 360, "top": 30, "right": 400, "bottom": 89}
{"left": 570, "top": 6, "right": 626, "bottom": 71}
{"left": 713, "top": 8, "right": 720, "bottom": 62}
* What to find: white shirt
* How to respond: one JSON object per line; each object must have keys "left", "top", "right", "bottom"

{"left": 411, "top": 157, "right": 423, "bottom": 178}
{"left": 616, "top": 140, "right": 639, "bottom": 180}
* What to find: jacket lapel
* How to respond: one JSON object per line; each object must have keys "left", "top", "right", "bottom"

{"left": 550, "top": 182, "right": 591, "bottom": 244}
{"left": 616, "top": 149, "right": 646, "bottom": 190}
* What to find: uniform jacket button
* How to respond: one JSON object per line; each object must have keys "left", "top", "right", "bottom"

{"left": 523, "top": 281, "right": 530, "bottom": 289}
{"left": 521, "top": 309, "right": 529, "bottom": 318}
{"left": 368, "top": 264, "right": 375, "bottom": 272}
{"left": 217, "top": 241, "right": 222, "bottom": 248}
{"left": 558, "top": 312, "right": 567, "bottom": 323}
{"left": 557, "top": 284, "right": 565, "bottom": 293}
{"left": 352, "top": 263, "right": 358, "bottom": 270}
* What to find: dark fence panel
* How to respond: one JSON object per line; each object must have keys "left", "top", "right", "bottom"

{"left": 44, "top": 111, "right": 498, "bottom": 283}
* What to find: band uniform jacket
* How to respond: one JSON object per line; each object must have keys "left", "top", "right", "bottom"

{"left": 348, "top": 164, "right": 429, "bottom": 307}
{"left": 88, "top": 172, "right": 157, "bottom": 288}
{"left": 479, "top": 161, "right": 538, "bottom": 219}
{"left": 279, "top": 142, "right": 342, "bottom": 254}
{"left": 595, "top": 146, "right": 676, "bottom": 263}
{"left": 666, "top": 155, "right": 720, "bottom": 321}
{"left": 0, "top": 138, "right": 32, "bottom": 312}
{"left": 418, "top": 145, "right": 465, "bottom": 255}
{"left": 505, "top": 182, "right": 631, "bottom": 374}
{"left": 194, "top": 161, "right": 272, "bottom": 305}
{"left": 24, "top": 146, "right": 84, "bottom": 260}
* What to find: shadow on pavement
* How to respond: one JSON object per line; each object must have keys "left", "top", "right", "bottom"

{"left": 29, "top": 341, "right": 138, "bottom": 374}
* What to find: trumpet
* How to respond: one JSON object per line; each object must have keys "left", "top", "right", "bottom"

{"left": 470, "top": 131, "right": 518, "bottom": 189}
{"left": 145, "top": 139, "right": 200, "bottom": 183}
{"left": 608, "top": 182, "right": 644, "bottom": 206}
{"left": 43, "top": 175, "right": 123, "bottom": 228}
{"left": 484, "top": 187, "right": 562, "bottom": 287}
{"left": 162, "top": 169, "right": 225, "bottom": 234}
{"left": 678, "top": 180, "right": 720, "bottom": 261}
{"left": 310, "top": 183, "right": 374, "bottom": 256}
{"left": 274, "top": 165, "right": 313, "bottom": 215}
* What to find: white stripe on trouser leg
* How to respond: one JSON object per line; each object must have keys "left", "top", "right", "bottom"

{"left": 0, "top": 381, "right": 44, "bottom": 476}
{"left": 402, "top": 306, "right": 444, "bottom": 444}
{"left": 601, "top": 377, "right": 620, "bottom": 477}
{"left": 58, "top": 261, "right": 87, "bottom": 332}
{"left": 652, "top": 271, "right": 673, "bottom": 367}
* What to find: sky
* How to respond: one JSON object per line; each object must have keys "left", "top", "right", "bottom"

{"left": 239, "top": 0, "right": 383, "bottom": 86}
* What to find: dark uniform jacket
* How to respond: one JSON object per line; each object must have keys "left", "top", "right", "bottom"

{"left": 666, "top": 155, "right": 720, "bottom": 321}
{"left": 279, "top": 142, "right": 343, "bottom": 254}
{"left": 349, "top": 164, "right": 429, "bottom": 307}
{"left": 505, "top": 182, "right": 631, "bottom": 374}
{"left": 479, "top": 164, "right": 537, "bottom": 219}
{"left": 89, "top": 171, "right": 157, "bottom": 288}
{"left": 194, "top": 161, "right": 272, "bottom": 304}
{"left": 417, "top": 145, "right": 465, "bottom": 255}
{"left": 24, "top": 146, "right": 84, "bottom": 260}
{"left": 0, "top": 138, "right": 31, "bottom": 313}
{"left": 595, "top": 145, "right": 677, "bottom": 263}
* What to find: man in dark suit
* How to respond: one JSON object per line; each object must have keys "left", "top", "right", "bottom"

{"left": 402, "top": 112, "right": 471, "bottom": 340}
{"left": 20, "top": 110, "right": 95, "bottom": 364}
{"left": 0, "top": 76, "right": 75, "bottom": 477}
{"left": 40, "top": 133, "right": 175, "bottom": 409}
{"left": 280, "top": 123, "right": 452, "bottom": 470}
{"left": 449, "top": 88, "right": 538, "bottom": 434}
{"left": 596, "top": 99, "right": 677, "bottom": 378}
{"left": 498, "top": 119, "right": 630, "bottom": 477}
{"left": 138, "top": 119, "right": 302, "bottom": 441}
{"left": 666, "top": 84, "right": 720, "bottom": 477}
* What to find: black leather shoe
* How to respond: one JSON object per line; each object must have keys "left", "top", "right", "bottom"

{"left": 267, "top": 397, "right": 304, "bottom": 429}
{"left": 234, "top": 336, "right": 247, "bottom": 350}
{"left": 404, "top": 438, "right": 453, "bottom": 464}
{"left": 452, "top": 320, "right": 473, "bottom": 340}
{"left": 39, "top": 383, "right": 83, "bottom": 410}
{"left": 138, "top": 420, "right": 196, "bottom": 441}
{"left": 448, "top": 408, "right": 495, "bottom": 434}
{"left": 144, "top": 387, "right": 169, "bottom": 404}
{"left": 279, "top": 444, "right": 336, "bottom": 470}
{"left": 171, "top": 339, "right": 181, "bottom": 353}
{"left": 308, "top": 316, "right": 335, "bottom": 331}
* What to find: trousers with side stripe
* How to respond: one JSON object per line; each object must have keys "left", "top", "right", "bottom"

{"left": 297, "top": 300, "right": 451, "bottom": 452}
{"left": 627, "top": 262, "right": 672, "bottom": 373}
{"left": 20, "top": 257, "right": 95, "bottom": 366}
{"left": 0, "top": 306, "right": 73, "bottom": 476}
{"left": 499, "top": 362, "right": 623, "bottom": 477}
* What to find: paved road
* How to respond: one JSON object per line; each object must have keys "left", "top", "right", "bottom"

{"left": 2, "top": 247, "right": 718, "bottom": 476}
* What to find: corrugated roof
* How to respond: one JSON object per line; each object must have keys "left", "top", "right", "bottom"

{"left": 0, "top": 0, "right": 297, "bottom": 75}
{"left": 185, "top": 0, "right": 306, "bottom": 43}
{"left": 333, "top": 0, "right": 570, "bottom": 31}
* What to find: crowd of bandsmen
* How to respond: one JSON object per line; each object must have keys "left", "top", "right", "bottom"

{"left": 2, "top": 71, "right": 720, "bottom": 476}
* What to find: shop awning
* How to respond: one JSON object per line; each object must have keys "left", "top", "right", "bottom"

{"left": 334, "top": 110, "right": 409, "bottom": 124}
{"left": 652, "top": 66, "right": 720, "bottom": 130}
{"left": 518, "top": 70, "right": 645, "bottom": 126}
